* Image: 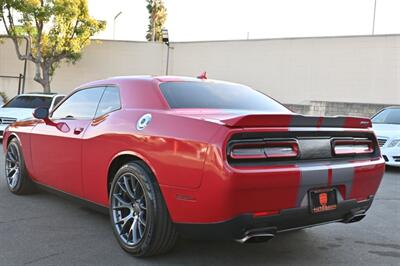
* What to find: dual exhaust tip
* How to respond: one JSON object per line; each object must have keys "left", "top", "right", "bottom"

{"left": 236, "top": 212, "right": 367, "bottom": 243}
{"left": 342, "top": 213, "right": 366, "bottom": 223}
{"left": 236, "top": 228, "right": 276, "bottom": 244}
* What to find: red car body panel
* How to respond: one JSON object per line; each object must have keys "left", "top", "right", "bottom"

{"left": 3, "top": 76, "right": 385, "bottom": 229}
{"left": 30, "top": 119, "right": 92, "bottom": 196}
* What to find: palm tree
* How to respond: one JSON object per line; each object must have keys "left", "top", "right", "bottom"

{"left": 146, "top": 0, "right": 167, "bottom": 42}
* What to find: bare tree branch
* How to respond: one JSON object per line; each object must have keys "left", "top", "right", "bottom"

{"left": 1, "top": 8, "right": 32, "bottom": 62}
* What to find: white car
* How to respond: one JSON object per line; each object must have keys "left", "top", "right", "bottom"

{"left": 0, "top": 93, "right": 65, "bottom": 139}
{"left": 372, "top": 107, "right": 400, "bottom": 167}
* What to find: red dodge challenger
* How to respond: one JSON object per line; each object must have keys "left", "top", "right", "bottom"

{"left": 3, "top": 76, "right": 385, "bottom": 256}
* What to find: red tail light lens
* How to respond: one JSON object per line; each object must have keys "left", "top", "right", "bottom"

{"left": 230, "top": 140, "right": 299, "bottom": 159}
{"left": 332, "top": 139, "right": 374, "bottom": 155}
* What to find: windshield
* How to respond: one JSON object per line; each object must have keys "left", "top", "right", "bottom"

{"left": 160, "top": 81, "right": 289, "bottom": 112}
{"left": 372, "top": 108, "right": 400, "bottom": 125}
{"left": 3, "top": 96, "right": 52, "bottom": 109}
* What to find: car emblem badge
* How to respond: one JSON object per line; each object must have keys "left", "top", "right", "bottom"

{"left": 137, "top": 114, "right": 152, "bottom": 130}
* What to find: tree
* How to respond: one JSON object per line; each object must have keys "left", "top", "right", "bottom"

{"left": 0, "top": 0, "right": 105, "bottom": 93}
{"left": 146, "top": 0, "right": 167, "bottom": 42}
{"left": 0, "top": 91, "right": 9, "bottom": 104}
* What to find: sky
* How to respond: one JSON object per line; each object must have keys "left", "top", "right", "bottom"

{"left": 88, "top": 0, "right": 400, "bottom": 41}
{"left": 0, "top": 0, "right": 399, "bottom": 41}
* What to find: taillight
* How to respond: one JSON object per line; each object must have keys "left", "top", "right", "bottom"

{"left": 230, "top": 143, "right": 265, "bottom": 159}
{"left": 332, "top": 139, "right": 374, "bottom": 155}
{"left": 230, "top": 140, "right": 299, "bottom": 160}
{"left": 264, "top": 141, "right": 299, "bottom": 158}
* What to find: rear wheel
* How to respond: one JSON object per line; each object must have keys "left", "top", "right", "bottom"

{"left": 5, "top": 138, "right": 35, "bottom": 194}
{"left": 109, "top": 161, "right": 177, "bottom": 257}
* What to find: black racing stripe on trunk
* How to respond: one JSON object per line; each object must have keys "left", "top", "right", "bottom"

{"left": 321, "top": 117, "right": 346, "bottom": 128}
{"left": 289, "top": 116, "right": 347, "bottom": 128}
{"left": 290, "top": 116, "right": 320, "bottom": 127}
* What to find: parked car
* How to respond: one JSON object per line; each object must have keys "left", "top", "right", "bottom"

{"left": 372, "top": 106, "right": 400, "bottom": 167}
{"left": 2, "top": 76, "right": 384, "bottom": 257}
{"left": 0, "top": 93, "right": 65, "bottom": 138}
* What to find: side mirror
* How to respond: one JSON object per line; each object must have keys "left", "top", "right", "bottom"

{"left": 32, "top": 106, "right": 69, "bottom": 132}
{"left": 33, "top": 107, "right": 49, "bottom": 120}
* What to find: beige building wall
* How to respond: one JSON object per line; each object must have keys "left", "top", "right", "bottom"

{"left": 1, "top": 35, "right": 399, "bottom": 105}
{"left": 170, "top": 35, "right": 400, "bottom": 105}
{"left": 0, "top": 39, "right": 27, "bottom": 97}
{"left": 0, "top": 40, "right": 167, "bottom": 96}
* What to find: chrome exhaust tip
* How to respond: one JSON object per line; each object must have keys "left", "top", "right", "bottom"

{"left": 236, "top": 233, "right": 275, "bottom": 244}
{"left": 236, "top": 228, "right": 276, "bottom": 244}
{"left": 342, "top": 209, "right": 367, "bottom": 224}
{"left": 343, "top": 213, "right": 366, "bottom": 223}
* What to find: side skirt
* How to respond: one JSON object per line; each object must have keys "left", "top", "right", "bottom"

{"left": 34, "top": 182, "right": 109, "bottom": 215}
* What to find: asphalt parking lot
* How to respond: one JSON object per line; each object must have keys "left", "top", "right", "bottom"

{"left": 0, "top": 143, "right": 399, "bottom": 265}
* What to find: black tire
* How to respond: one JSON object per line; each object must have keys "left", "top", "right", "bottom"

{"left": 5, "top": 138, "right": 35, "bottom": 194}
{"left": 109, "top": 161, "right": 178, "bottom": 257}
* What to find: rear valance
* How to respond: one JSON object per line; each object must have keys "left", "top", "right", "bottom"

{"left": 221, "top": 114, "right": 372, "bottom": 129}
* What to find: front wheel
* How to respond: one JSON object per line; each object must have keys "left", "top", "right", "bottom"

{"left": 5, "top": 138, "right": 35, "bottom": 194}
{"left": 109, "top": 161, "right": 178, "bottom": 257}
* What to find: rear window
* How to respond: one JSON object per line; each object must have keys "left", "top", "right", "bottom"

{"left": 3, "top": 96, "right": 52, "bottom": 109}
{"left": 160, "top": 81, "right": 289, "bottom": 111}
{"left": 372, "top": 108, "right": 400, "bottom": 125}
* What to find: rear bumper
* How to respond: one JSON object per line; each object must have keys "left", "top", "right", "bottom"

{"left": 175, "top": 197, "right": 373, "bottom": 241}
{"left": 162, "top": 158, "right": 385, "bottom": 224}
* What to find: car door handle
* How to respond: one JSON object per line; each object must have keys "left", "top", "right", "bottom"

{"left": 74, "top": 127, "right": 84, "bottom": 135}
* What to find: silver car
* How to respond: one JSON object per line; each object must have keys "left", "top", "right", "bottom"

{"left": 0, "top": 93, "right": 65, "bottom": 138}
{"left": 372, "top": 107, "right": 400, "bottom": 167}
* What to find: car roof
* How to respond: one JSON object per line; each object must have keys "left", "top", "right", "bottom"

{"left": 106, "top": 75, "right": 201, "bottom": 83}
{"left": 91, "top": 75, "right": 239, "bottom": 87}
{"left": 78, "top": 75, "right": 219, "bottom": 91}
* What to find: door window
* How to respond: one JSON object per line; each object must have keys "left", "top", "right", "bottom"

{"left": 52, "top": 87, "right": 105, "bottom": 119}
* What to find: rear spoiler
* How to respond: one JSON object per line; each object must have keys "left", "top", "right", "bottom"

{"left": 221, "top": 114, "right": 372, "bottom": 129}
